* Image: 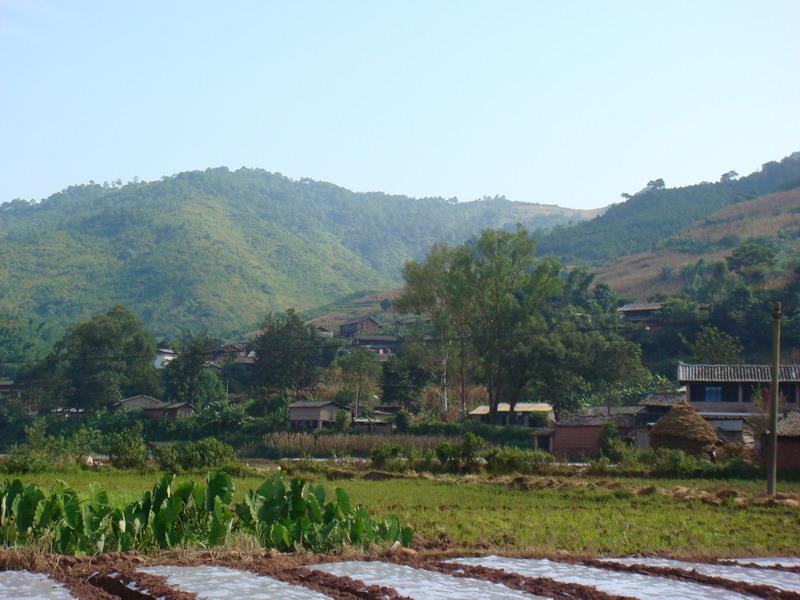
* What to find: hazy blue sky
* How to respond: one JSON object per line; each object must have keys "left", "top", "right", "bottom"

{"left": 1, "top": 0, "right": 798, "bottom": 209}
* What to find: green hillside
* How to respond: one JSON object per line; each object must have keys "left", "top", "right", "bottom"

{"left": 0, "top": 167, "right": 595, "bottom": 341}
{"left": 537, "top": 152, "right": 800, "bottom": 262}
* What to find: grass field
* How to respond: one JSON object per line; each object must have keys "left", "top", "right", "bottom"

{"left": 11, "top": 469, "right": 800, "bottom": 557}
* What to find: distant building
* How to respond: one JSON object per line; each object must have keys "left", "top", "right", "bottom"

{"left": 678, "top": 363, "right": 800, "bottom": 409}
{"left": 777, "top": 410, "right": 800, "bottom": 472}
{"left": 154, "top": 349, "right": 177, "bottom": 369}
{"left": 339, "top": 317, "right": 381, "bottom": 337}
{"left": 316, "top": 326, "right": 334, "bottom": 338}
{"left": 350, "top": 334, "right": 401, "bottom": 360}
{"left": 468, "top": 402, "right": 555, "bottom": 427}
{"left": 112, "top": 395, "right": 165, "bottom": 412}
{"left": 553, "top": 406, "right": 646, "bottom": 460}
{"left": 288, "top": 400, "right": 347, "bottom": 431}
{"left": 616, "top": 302, "right": 664, "bottom": 323}
{"left": 0, "top": 379, "right": 23, "bottom": 399}
{"left": 142, "top": 402, "right": 195, "bottom": 422}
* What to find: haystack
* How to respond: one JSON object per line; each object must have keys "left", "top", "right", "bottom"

{"left": 650, "top": 402, "right": 718, "bottom": 456}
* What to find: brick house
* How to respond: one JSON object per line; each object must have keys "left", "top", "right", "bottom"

{"left": 777, "top": 410, "right": 800, "bottom": 472}
{"left": 552, "top": 406, "right": 645, "bottom": 460}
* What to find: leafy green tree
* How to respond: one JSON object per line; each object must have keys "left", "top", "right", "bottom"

{"left": 457, "top": 228, "right": 561, "bottom": 422}
{"left": 338, "top": 348, "right": 381, "bottom": 419}
{"left": 162, "top": 334, "right": 222, "bottom": 407}
{"left": 18, "top": 305, "right": 160, "bottom": 410}
{"left": 684, "top": 325, "right": 744, "bottom": 364}
{"left": 396, "top": 244, "right": 461, "bottom": 415}
{"left": 253, "top": 310, "right": 321, "bottom": 397}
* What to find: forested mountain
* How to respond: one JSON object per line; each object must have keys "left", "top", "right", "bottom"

{"left": 595, "top": 186, "right": 800, "bottom": 299}
{"left": 537, "top": 152, "right": 800, "bottom": 262}
{"left": 0, "top": 167, "right": 597, "bottom": 342}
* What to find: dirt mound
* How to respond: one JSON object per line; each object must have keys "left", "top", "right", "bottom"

{"left": 650, "top": 403, "right": 718, "bottom": 456}
{"left": 361, "top": 470, "right": 406, "bottom": 481}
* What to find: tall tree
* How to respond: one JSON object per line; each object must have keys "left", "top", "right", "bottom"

{"left": 396, "top": 244, "right": 464, "bottom": 416}
{"left": 252, "top": 309, "right": 321, "bottom": 397}
{"left": 162, "top": 334, "right": 218, "bottom": 407}
{"left": 458, "top": 228, "right": 561, "bottom": 423}
{"left": 338, "top": 348, "right": 381, "bottom": 419}
{"left": 18, "top": 305, "right": 160, "bottom": 409}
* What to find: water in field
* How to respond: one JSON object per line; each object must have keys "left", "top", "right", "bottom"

{"left": 452, "top": 556, "right": 751, "bottom": 600}
{"left": 602, "top": 557, "right": 800, "bottom": 592}
{"left": 140, "top": 565, "right": 329, "bottom": 599}
{"left": 0, "top": 571, "right": 75, "bottom": 600}
{"left": 312, "top": 561, "right": 542, "bottom": 599}
{"left": 728, "top": 557, "right": 800, "bottom": 567}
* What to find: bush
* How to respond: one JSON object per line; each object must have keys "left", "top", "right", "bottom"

{"left": 108, "top": 423, "right": 149, "bottom": 469}
{"left": 154, "top": 437, "right": 238, "bottom": 472}
{"left": 484, "top": 447, "right": 554, "bottom": 474}
{"left": 370, "top": 443, "right": 403, "bottom": 469}
{"left": 598, "top": 422, "right": 620, "bottom": 458}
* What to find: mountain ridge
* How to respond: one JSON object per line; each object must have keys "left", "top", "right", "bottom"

{"left": 0, "top": 167, "right": 598, "bottom": 340}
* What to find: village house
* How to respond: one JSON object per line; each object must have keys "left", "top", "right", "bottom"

{"left": 552, "top": 406, "right": 646, "bottom": 460}
{"left": 777, "top": 410, "right": 800, "bottom": 472}
{"left": 468, "top": 402, "right": 555, "bottom": 427}
{"left": 349, "top": 334, "right": 402, "bottom": 360}
{"left": 142, "top": 402, "right": 195, "bottom": 422}
{"left": 338, "top": 316, "right": 381, "bottom": 337}
{"left": 288, "top": 400, "right": 347, "bottom": 431}
{"left": 677, "top": 363, "right": 800, "bottom": 448}
{"left": 467, "top": 402, "right": 555, "bottom": 450}
{"left": 616, "top": 302, "right": 664, "bottom": 323}
{"left": 154, "top": 348, "right": 177, "bottom": 369}
{"left": 0, "top": 379, "right": 23, "bottom": 399}
{"left": 112, "top": 394, "right": 165, "bottom": 412}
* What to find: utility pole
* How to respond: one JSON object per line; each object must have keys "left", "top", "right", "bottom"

{"left": 767, "top": 301, "right": 782, "bottom": 496}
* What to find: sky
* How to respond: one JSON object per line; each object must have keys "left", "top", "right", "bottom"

{"left": 1, "top": 0, "right": 799, "bottom": 210}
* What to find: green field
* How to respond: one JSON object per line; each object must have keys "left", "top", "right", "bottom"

{"left": 12, "top": 469, "right": 800, "bottom": 557}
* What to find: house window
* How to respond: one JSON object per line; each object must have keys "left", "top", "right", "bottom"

{"left": 704, "top": 386, "right": 722, "bottom": 402}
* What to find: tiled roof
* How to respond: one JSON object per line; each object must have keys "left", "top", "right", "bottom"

{"left": 557, "top": 413, "right": 639, "bottom": 427}
{"left": 288, "top": 400, "right": 345, "bottom": 409}
{"left": 777, "top": 410, "right": 800, "bottom": 437}
{"left": 468, "top": 402, "right": 553, "bottom": 416}
{"left": 677, "top": 363, "right": 800, "bottom": 383}
{"left": 578, "top": 406, "right": 642, "bottom": 417}
{"left": 639, "top": 393, "right": 685, "bottom": 406}
{"left": 617, "top": 302, "right": 664, "bottom": 312}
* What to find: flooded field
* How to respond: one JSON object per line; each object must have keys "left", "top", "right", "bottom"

{"left": 0, "top": 571, "right": 75, "bottom": 600}
{"left": 603, "top": 557, "right": 800, "bottom": 592}
{"left": 312, "top": 560, "right": 541, "bottom": 599}
{"left": 141, "top": 565, "right": 329, "bottom": 599}
{"left": 2, "top": 554, "right": 799, "bottom": 599}
{"left": 452, "top": 556, "right": 752, "bottom": 599}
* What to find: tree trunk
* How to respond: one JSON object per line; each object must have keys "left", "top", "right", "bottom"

{"left": 441, "top": 351, "right": 448, "bottom": 419}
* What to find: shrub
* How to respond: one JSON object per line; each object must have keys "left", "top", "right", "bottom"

{"left": 484, "top": 447, "right": 554, "bottom": 474}
{"left": 108, "top": 423, "right": 149, "bottom": 469}
{"left": 154, "top": 437, "right": 238, "bottom": 472}
{"left": 598, "top": 422, "right": 620, "bottom": 458}
{"left": 369, "top": 443, "right": 403, "bottom": 469}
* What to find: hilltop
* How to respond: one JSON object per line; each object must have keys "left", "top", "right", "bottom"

{"left": 537, "top": 152, "right": 800, "bottom": 262}
{"left": 595, "top": 186, "right": 800, "bottom": 299}
{"left": 0, "top": 168, "right": 597, "bottom": 340}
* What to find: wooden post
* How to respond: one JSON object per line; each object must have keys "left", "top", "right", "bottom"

{"left": 767, "top": 302, "right": 782, "bottom": 496}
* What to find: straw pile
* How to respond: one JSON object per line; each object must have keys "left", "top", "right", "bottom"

{"left": 649, "top": 402, "right": 719, "bottom": 456}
